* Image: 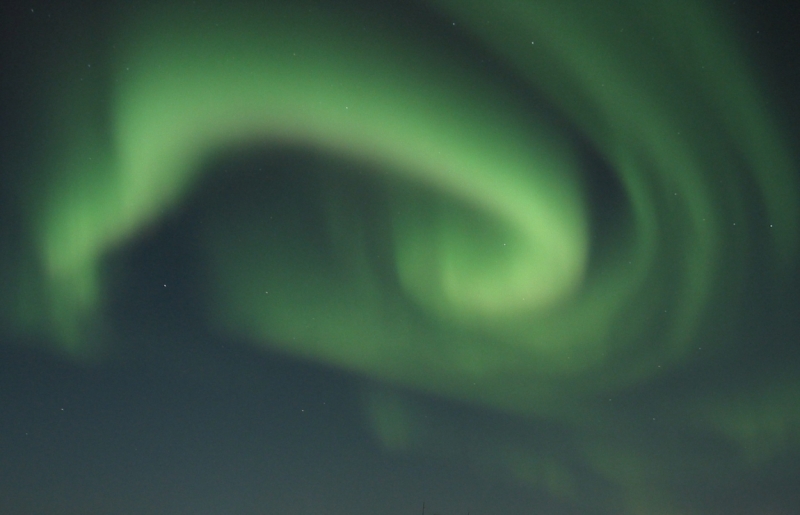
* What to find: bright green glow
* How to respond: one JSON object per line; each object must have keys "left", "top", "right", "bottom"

{"left": 12, "top": 0, "right": 799, "bottom": 513}
{"left": 39, "top": 1, "right": 588, "bottom": 341}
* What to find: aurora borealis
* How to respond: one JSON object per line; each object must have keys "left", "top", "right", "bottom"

{"left": 2, "top": 0, "right": 799, "bottom": 514}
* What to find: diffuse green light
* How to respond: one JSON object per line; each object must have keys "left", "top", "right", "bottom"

{"left": 26, "top": 0, "right": 797, "bottom": 421}
{"left": 15, "top": 0, "right": 799, "bottom": 512}
{"left": 40, "top": 0, "right": 592, "bottom": 357}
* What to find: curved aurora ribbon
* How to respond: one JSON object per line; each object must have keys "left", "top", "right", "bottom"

{"left": 11, "top": 0, "right": 799, "bottom": 510}
{"left": 28, "top": 0, "right": 798, "bottom": 404}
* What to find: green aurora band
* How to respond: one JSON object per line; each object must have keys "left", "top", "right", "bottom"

{"left": 6, "top": 0, "right": 800, "bottom": 512}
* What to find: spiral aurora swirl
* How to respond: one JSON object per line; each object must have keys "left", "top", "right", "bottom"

{"left": 9, "top": 0, "right": 798, "bottom": 511}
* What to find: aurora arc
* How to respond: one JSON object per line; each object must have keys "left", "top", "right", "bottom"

{"left": 6, "top": 0, "right": 800, "bottom": 512}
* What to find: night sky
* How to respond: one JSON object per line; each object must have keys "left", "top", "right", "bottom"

{"left": 2, "top": 1, "right": 800, "bottom": 514}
